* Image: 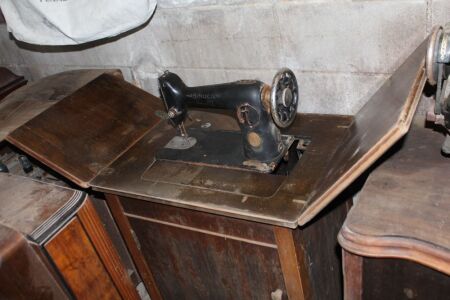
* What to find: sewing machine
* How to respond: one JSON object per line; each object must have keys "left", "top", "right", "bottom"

{"left": 157, "top": 69, "right": 302, "bottom": 173}
{"left": 426, "top": 22, "right": 450, "bottom": 153}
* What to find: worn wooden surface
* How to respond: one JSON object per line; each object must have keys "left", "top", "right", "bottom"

{"left": 94, "top": 113, "right": 352, "bottom": 228}
{"left": 361, "top": 257, "right": 450, "bottom": 300}
{"left": 0, "top": 225, "right": 69, "bottom": 299}
{"left": 339, "top": 124, "right": 450, "bottom": 275}
{"left": 7, "top": 73, "right": 164, "bottom": 188}
{"left": 0, "top": 172, "right": 81, "bottom": 239}
{"left": 106, "top": 194, "right": 163, "bottom": 300}
{"left": 0, "top": 67, "right": 26, "bottom": 100}
{"left": 295, "top": 195, "right": 352, "bottom": 300}
{"left": 342, "top": 250, "right": 363, "bottom": 300}
{"left": 298, "top": 38, "right": 427, "bottom": 225}
{"left": 45, "top": 217, "right": 121, "bottom": 299}
{"left": 0, "top": 69, "right": 118, "bottom": 141}
{"left": 78, "top": 198, "right": 141, "bottom": 300}
{"left": 119, "top": 197, "right": 288, "bottom": 299}
{"left": 274, "top": 227, "right": 309, "bottom": 300}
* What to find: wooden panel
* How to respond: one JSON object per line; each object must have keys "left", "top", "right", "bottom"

{"left": 342, "top": 250, "right": 362, "bottom": 300}
{"left": 0, "top": 69, "right": 118, "bottom": 141}
{"left": 106, "top": 194, "right": 162, "bottom": 300}
{"left": 127, "top": 213, "right": 287, "bottom": 300}
{"left": 7, "top": 73, "right": 164, "bottom": 187}
{"left": 0, "top": 67, "right": 26, "bottom": 100}
{"left": 295, "top": 194, "right": 352, "bottom": 300}
{"left": 339, "top": 126, "right": 450, "bottom": 275}
{"left": 274, "top": 227, "right": 309, "bottom": 300}
{"left": 298, "top": 38, "right": 427, "bottom": 225}
{"left": 0, "top": 226, "right": 69, "bottom": 299}
{"left": 362, "top": 257, "right": 450, "bottom": 300}
{"left": 45, "top": 217, "right": 121, "bottom": 300}
{"left": 120, "top": 196, "right": 277, "bottom": 245}
{"left": 78, "top": 197, "right": 140, "bottom": 300}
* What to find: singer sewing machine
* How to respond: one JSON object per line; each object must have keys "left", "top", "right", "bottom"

{"left": 157, "top": 69, "right": 303, "bottom": 174}
{"left": 0, "top": 35, "right": 428, "bottom": 299}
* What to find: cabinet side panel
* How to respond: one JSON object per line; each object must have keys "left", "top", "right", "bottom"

{"left": 45, "top": 217, "right": 121, "bottom": 300}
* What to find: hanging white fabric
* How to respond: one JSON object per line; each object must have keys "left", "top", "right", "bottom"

{"left": 0, "top": 0, "right": 157, "bottom": 45}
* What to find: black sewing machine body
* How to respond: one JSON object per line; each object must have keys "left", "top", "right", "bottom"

{"left": 157, "top": 69, "right": 301, "bottom": 173}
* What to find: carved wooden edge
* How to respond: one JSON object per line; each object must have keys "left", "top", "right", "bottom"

{"left": 273, "top": 226, "right": 311, "bottom": 300}
{"left": 342, "top": 250, "right": 363, "bottom": 300}
{"left": 298, "top": 64, "right": 426, "bottom": 226}
{"left": 77, "top": 197, "right": 141, "bottom": 300}
{"left": 105, "top": 194, "right": 163, "bottom": 300}
{"left": 338, "top": 226, "right": 450, "bottom": 276}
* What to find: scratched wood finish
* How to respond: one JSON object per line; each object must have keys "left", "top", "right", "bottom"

{"left": 274, "top": 227, "right": 309, "bottom": 300}
{"left": 45, "top": 217, "right": 121, "bottom": 300}
{"left": 120, "top": 197, "right": 288, "bottom": 300}
{"left": 0, "top": 226, "right": 69, "bottom": 299}
{"left": 342, "top": 250, "right": 363, "bottom": 300}
{"left": 295, "top": 195, "right": 352, "bottom": 300}
{"left": 339, "top": 125, "right": 450, "bottom": 275}
{"left": 7, "top": 73, "right": 164, "bottom": 187}
{"left": 0, "top": 69, "right": 119, "bottom": 141}
{"left": 0, "top": 67, "right": 26, "bottom": 100}
{"left": 106, "top": 194, "right": 163, "bottom": 300}
{"left": 0, "top": 173, "right": 77, "bottom": 237}
{"left": 361, "top": 257, "right": 450, "bottom": 300}
{"left": 298, "top": 38, "right": 427, "bottom": 225}
{"left": 93, "top": 113, "right": 352, "bottom": 228}
{"left": 77, "top": 198, "right": 140, "bottom": 300}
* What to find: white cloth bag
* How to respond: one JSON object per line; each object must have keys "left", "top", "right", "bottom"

{"left": 0, "top": 0, "right": 157, "bottom": 45}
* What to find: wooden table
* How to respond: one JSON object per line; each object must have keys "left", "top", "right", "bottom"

{"left": 338, "top": 125, "right": 450, "bottom": 300}
{"left": 0, "top": 37, "right": 426, "bottom": 299}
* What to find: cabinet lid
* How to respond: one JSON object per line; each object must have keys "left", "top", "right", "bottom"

{"left": 7, "top": 72, "right": 164, "bottom": 188}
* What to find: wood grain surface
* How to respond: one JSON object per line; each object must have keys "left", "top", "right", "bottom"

{"left": 0, "top": 173, "right": 79, "bottom": 238}
{"left": 7, "top": 73, "right": 164, "bottom": 188}
{"left": 0, "top": 69, "right": 118, "bottom": 141}
{"left": 106, "top": 194, "right": 163, "bottom": 300}
{"left": 339, "top": 125, "right": 450, "bottom": 275}
{"left": 78, "top": 197, "right": 140, "bottom": 300}
{"left": 45, "top": 217, "right": 121, "bottom": 300}
{"left": 298, "top": 38, "right": 427, "bottom": 225}
{"left": 0, "top": 225, "right": 69, "bottom": 299}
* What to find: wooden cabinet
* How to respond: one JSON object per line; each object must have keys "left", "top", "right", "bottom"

{"left": 338, "top": 126, "right": 450, "bottom": 300}
{"left": 0, "top": 173, "right": 139, "bottom": 300}
{"left": 0, "top": 35, "right": 428, "bottom": 299}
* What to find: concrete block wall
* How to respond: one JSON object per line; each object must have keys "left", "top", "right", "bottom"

{"left": 0, "top": 0, "right": 449, "bottom": 114}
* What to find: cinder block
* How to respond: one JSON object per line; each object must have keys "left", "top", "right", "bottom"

{"left": 276, "top": 1, "right": 427, "bottom": 74}
{"left": 432, "top": 0, "right": 450, "bottom": 27}
{"left": 156, "top": 4, "right": 283, "bottom": 68}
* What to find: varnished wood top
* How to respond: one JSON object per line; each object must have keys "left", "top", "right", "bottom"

{"left": 338, "top": 125, "right": 450, "bottom": 275}
{"left": 7, "top": 73, "right": 164, "bottom": 188}
{"left": 0, "top": 173, "right": 84, "bottom": 243}
{"left": 0, "top": 69, "right": 119, "bottom": 141}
